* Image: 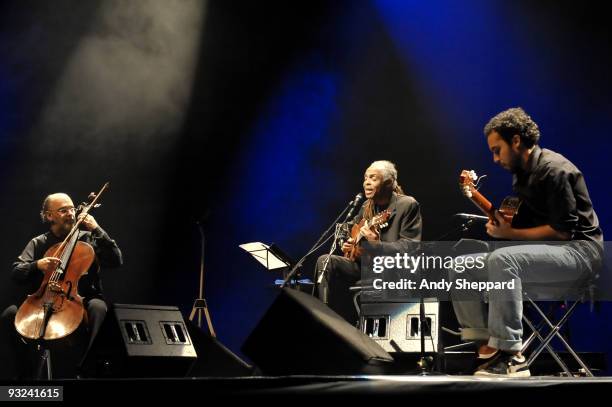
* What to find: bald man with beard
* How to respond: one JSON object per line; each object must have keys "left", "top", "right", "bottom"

{"left": 0, "top": 192, "right": 122, "bottom": 379}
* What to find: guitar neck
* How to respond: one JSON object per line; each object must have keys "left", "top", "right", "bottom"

{"left": 468, "top": 188, "right": 497, "bottom": 220}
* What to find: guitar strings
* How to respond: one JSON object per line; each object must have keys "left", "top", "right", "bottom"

{"left": 474, "top": 174, "right": 487, "bottom": 190}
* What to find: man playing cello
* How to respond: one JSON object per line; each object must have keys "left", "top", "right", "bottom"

{"left": 0, "top": 192, "right": 122, "bottom": 379}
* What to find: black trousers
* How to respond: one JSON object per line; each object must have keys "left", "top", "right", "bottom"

{"left": 316, "top": 254, "right": 360, "bottom": 325}
{"left": 0, "top": 298, "right": 107, "bottom": 379}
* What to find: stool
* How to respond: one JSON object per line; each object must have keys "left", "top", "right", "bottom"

{"left": 521, "top": 276, "right": 598, "bottom": 377}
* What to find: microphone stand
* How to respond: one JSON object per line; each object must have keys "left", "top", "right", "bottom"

{"left": 414, "top": 214, "right": 483, "bottom": 375}
{"left": 281, "top": 198, "right": 357, "bottom": 289}
{"left": 317, "top": 195, "right": 364, "bottom": 294}
{"left": 314, "top": 223, "right": 344, "bottom": 301}
{"left": 435, "top": 216, "right": 481, "bottom": 241}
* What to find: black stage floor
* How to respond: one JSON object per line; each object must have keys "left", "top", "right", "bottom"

{"left": 6, "top": 375, "right": 612, "bottom": 400}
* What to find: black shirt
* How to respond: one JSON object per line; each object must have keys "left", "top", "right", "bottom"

{"left": 512, "top": 146, "right": 603, "bottom": 245}
{"left": 11, "top": 227, "right": 123, "bottom": 301}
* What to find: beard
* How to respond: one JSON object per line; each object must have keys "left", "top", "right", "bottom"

{"left": 54, "top": 218, "right": 75, "bottom": 236}
{"left": 508, "top": 153, "right": 523, "bottom": 173}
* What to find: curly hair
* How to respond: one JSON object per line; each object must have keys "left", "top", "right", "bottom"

{"left": 483, "top": 107, "right": 540, "bottom": 148}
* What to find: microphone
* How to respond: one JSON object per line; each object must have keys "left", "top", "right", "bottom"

{"left": 454, "top": 213, "right": 489, "bottom": 222}
{"left": 337, "top": 193, "right": 365, "bottom": 249}
{"left": 343, "top": 193, "right": 365, "bottom": 223}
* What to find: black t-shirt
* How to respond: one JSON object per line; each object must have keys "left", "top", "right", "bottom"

{"left": 11, "top": 227, "right": 123, "bottom": 302}
{"left": 512, "top": 146, "right": 603, "bottom": 245}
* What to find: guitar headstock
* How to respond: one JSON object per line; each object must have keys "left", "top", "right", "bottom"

{"left": 459, "top": 169, "right": 478, "bottom": 198}
{"left": 371, "top": 209, "right": 391, "bottom": 229}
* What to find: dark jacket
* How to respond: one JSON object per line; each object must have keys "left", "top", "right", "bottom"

{"left": 11, "top": 227, "right": 122, "bottom": 301}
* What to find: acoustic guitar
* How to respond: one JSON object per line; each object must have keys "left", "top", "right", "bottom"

{"left": 458, "top": 169, "right": 525, "bottom": 226}
{"left": 343, "top": 209, "right": 391, "bottom": 261}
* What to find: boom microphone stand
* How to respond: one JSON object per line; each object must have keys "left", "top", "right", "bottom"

{"left": 281, "top": 196, "right": 359, "bottom": 290}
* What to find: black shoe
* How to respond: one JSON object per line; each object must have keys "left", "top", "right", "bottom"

{"left": 474, "top": 352, "right": 531, "bottom": 377}
{"left": 473, "top": 350, "right": 500, "bottom": 373}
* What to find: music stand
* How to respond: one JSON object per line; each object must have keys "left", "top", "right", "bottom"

{"left": 240, "top": 242, "right": 307, "bottom": 288}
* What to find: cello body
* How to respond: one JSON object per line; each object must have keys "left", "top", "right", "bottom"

{"left": 14, "top": 240, "right": 95, "bottom": 340}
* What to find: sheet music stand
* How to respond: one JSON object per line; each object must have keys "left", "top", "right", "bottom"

{"left": 240, "top": 242, "right": 310, "bottom": 288}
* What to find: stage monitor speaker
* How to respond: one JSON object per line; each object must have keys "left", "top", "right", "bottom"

{"left": 360, "top": 301, "right": 440, "bottom": 353}
{"left": 80, "top": 304, "right": 197, "bottom": 378}
{"left": 184, "top": 320, "right": 254, "bottom": 377}
{"left": 242, "top": 288, "right": 394, "bottom": 375}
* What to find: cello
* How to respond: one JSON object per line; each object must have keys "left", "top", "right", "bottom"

{"left": 14, "top": 183, "right": 110, "bottom": 341}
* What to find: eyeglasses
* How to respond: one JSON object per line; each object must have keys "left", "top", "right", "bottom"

{"left": 50, "top": 206, "right": 76, "bottom": 215}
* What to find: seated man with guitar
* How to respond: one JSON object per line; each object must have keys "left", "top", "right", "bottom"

{"left": 316, "top": 160, "right": 422, "bottom": 324}
{"left": 454, "top": 107, "right": 603, "bottom": 377}
{"left": 0, "top": 191, "right": 122, "bottom": 379}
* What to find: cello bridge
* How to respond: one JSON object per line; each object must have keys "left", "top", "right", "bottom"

{"left": 48, "top": 282, "right": 64, "bottom": 295}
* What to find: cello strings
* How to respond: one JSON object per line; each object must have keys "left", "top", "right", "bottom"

{"left": 47, "top": 217, "right": 82, "bottom": 287}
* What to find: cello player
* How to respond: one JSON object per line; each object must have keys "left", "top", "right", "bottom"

{"left": 0, "top": 192, "right": 122, "bottom": 379}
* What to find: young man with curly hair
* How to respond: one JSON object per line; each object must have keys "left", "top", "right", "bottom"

{"left": 451, "top": 107, "right": 603, "bottom": 377}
